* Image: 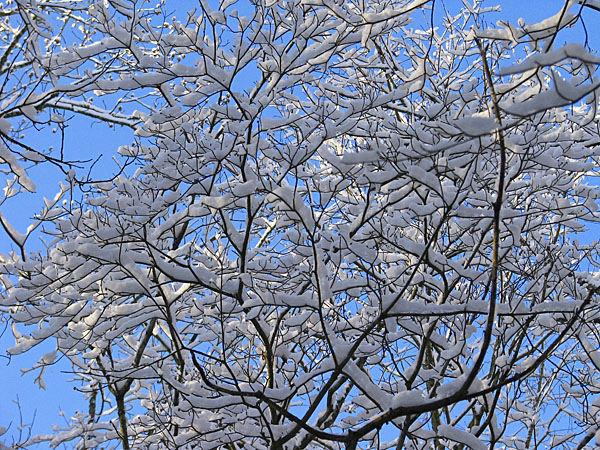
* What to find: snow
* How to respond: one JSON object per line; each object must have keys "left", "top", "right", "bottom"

{"left": 499, "top": 44, "right": 600, "bottom": 75}
{"left": 0, "top": 210, "right": 27, "bottom": 246}
{"left": 1, "top": 2, "right": 600, "bottom": 448}
{"left": 391, "top": 390, "right": 425, "bottom": 409}
{"left": 0, "top": 118, "right": 10, "bottom": 133}
{"left": 0, "top": 142, "right": 36, "bottom": 192}
{"left": 455, "top": 116, "right": 498, "bottom": 136}
{"left": 340, "top": 150, "right": 380, "bottom": 164}
{"left": 436, "top": 375, "right": 468, "bottom": 398}
{"left": 342, "top": 360, "right": 393, "bottom": 409}
{"left": 472, "top": 10, "right": 577, "bottom": 43}
{"left": 232, "top": 179, "right": 258, "bottom": 197}
{"left": 581, "top": 0, "right": 600, "bottom": 11}
{"left": 503, "top": 74, "right": 600, "bottom": 116}
{"left": 34, "top": 366, "right": 47, "bottom": 390}
{"left": 50, "top": 113, "right": 66, "bottom": 123}
{"left": 201, "top": 194, "right": 233, "bottom": 209}
{"left": 437, "top": 425, "right": 487, "bottom": 450}
{"left": 267, "top": 186, "right": 315, "bottom": 230}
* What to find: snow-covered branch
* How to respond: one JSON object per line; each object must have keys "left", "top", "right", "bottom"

{"left": 2, "top": 0, "right": 600, "bottom": 449}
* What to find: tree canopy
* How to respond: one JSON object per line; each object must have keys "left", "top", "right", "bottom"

{"left": 2, "top": 0, "right": 600, "bottom": 449}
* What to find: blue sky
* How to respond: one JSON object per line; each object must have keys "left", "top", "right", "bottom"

{"left": 1, "top": 0, "right": 600, "bottom": 447}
